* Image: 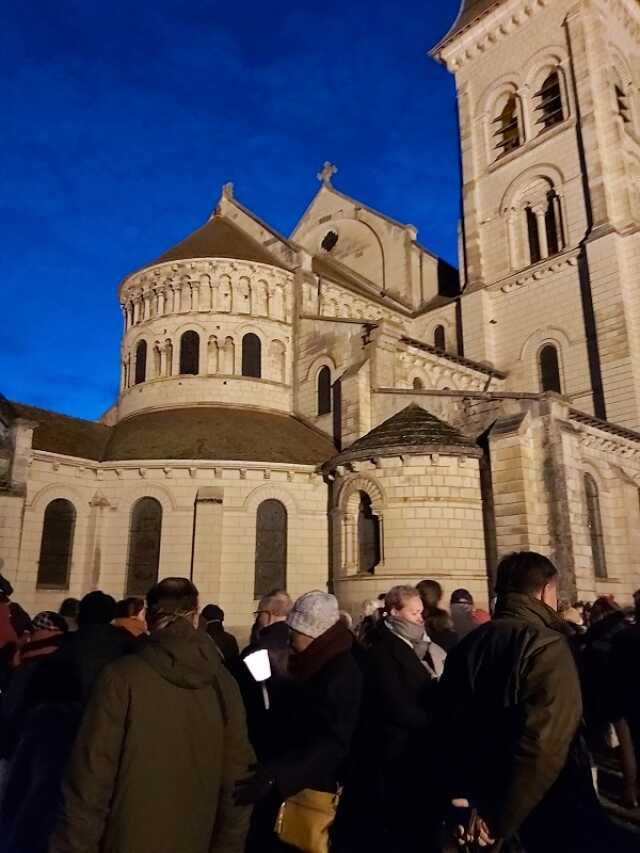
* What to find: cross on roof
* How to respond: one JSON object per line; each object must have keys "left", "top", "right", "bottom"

{"left": 317, "top": 161, "right": 338, "bottom": 187}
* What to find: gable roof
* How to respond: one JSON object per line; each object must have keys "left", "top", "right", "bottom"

{"left": 432, "top": 1, "right": 504, "bottom": 55}
{"left": 325, "top": 403, "right": 480, "bottom": 469}
{"left": 147, "top": 215, "right": 291, "bottom": 271}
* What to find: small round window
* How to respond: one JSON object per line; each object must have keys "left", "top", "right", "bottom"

{"left": 321, "top": 230, "right": 339, "bottom": 252}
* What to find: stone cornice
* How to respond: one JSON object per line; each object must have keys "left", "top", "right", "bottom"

{"left": 439, "top": 0, "right": 553, "bottom": 72}
{"left": 495, "top": 247, "right": 580, "bottom": 293}
{"left": 120, "top": 257, "right": 293, "bottom": 302}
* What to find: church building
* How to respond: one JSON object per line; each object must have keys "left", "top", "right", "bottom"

{"left": 3, "top": 0, "right": 640, "bottom": 627}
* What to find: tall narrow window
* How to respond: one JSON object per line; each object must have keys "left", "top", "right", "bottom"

{"left": 242, "top": 333, "right": 262, "bottom": 378}
{"left": 134, "top": 340, "right": 147, "bottom": 385}
{"left": 254, "top": 499, "right": 287, "bottom": 597}
{"left": 179, "top": 331, "right": 200, "bottom": 375}
{"left": 584, "top": 474, "right": 607, "bottom": 579}
{"left": 358, "top": 492, "right": 380, "bottom": 574}
{"left": 413, "top": 377, "right": 424, "bottom": 390}
{"left": 494, "top": 95, "right": 521, "bottom": 156}
{"left": 536, "top": 71, "right": 564, "bottom": 130}
{"left": 37, "top": 499, "right": 76, "bottom": 589}
{"left": 126, "top": 498, "right": 162, "bottom": 596}
{"left": 317, "top": 366, "right": 332, "bottom": 415}
{"left": 434, "top": 325, "right": 446, "bottom": 352}
{"left": 539, "top": 344, "right": 562, "bottom": 393}
{"left": 526, "top": 207, "right": 542, "bottom": 264}
{"left": 545, "top": 192, "right": 561, "bottom": 256}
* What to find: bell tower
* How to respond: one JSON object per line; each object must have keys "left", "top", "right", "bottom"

{"left": 433, "top": 0, "right": 640, "bottom": 430}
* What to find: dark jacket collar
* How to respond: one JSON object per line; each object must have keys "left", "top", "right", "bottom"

{"left": 289, "top": 621, "right": 353, "bottom": 682}
{"left": 494, "top": 593, "right": 564, "bottom": 634}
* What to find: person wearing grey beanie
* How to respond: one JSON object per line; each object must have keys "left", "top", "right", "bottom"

{"left": 235, "top": 590, "right": 363, "bottom": 852}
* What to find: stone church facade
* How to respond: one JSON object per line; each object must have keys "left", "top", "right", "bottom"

{"left": 3, "top": 0, "right": 640, "bottom": 628}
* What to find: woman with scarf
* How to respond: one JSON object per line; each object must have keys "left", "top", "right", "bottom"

{"left": 343, "top": 585, "right": 445, "bottom": 853}
{"left": 235, "top": 590, "right": 363, "bottom": 852}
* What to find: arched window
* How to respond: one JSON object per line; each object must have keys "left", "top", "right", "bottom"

{"left": 434, "top": 325, "right": 446, "bottom": 352}
{"left": 584, "top": 475, "right": 607, "bottom": 579}
{"left": 413, "top": 377, "right": 424, "bottom": 390}
{"left": 317, "top": 366, "right": 332, "bottom": 416}
{"left": 358, "top": 492, "right": 380, "bottom": 574}
{"left": 321, "top": 230, "right": 339, "bottom": 252}
{"left": 536, "top": 71, "right": 564, "bottom": 130}
{"left": 179, "top": 331, "right": 200, "bottom": 375}
{"left": 494, "top": 95, "right": 521, "bottom": 156}
{"left": 254, "top": 499, "right": 287, "bottom": 597}
{"left": 539, "top": 344, "right": 562, "bottom": 393}
{"left": 242, "top": 333, "right": 262, "bottom": 378}
{"left": 37, "top": 499, "right": 76, "bottom": 589}
{"left": 126, "top": 498, "right": 162, "bottom": 596}
{"left": 134, "top": 340, "right": 147, "bottom": 385}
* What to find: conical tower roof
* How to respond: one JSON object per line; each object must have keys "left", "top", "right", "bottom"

{"left": 325, "top": 403, "right": 480, "bottom": 470}
{"left": 149, "top": 214, "right": 290, "bottom": 270}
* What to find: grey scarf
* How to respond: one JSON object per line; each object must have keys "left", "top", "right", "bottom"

{"left": 385, "top": 617, "right": 429, "bottom": 662}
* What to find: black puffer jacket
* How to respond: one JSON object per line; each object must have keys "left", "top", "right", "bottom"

{"left": 439, "top": 594, "right": 634, "bottom": 851}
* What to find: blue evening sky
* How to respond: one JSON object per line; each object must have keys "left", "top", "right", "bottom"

{"left": 2, "top": 0, "right": 463, "bottom": 420}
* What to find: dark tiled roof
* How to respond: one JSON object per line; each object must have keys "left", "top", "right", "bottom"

{"left": 401, "top": 336, "right": 506, "bottom": 379}
{"left": 104, "top": 407, "right": 335, "bottom": 464}
{"left": 433, "top": 1, "right": 503, "bottom": 53}
{"left": 10, "top": 403, "right": 112, "bottom": 462}
{"left": 149, "top": 216, "right": 290, "bottom": 270}
{"left": 10, "top": 402, "right": 336, "bottom": 465}
{"left": 569, "top": 409, "right": 640, "bottom": 445}
{"left": 326, "top": 403, "right": 479, "bottom": 469}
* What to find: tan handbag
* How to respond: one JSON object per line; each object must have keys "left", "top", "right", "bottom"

{"left": 274, "top": 788, "right": 341, "bottom": 853}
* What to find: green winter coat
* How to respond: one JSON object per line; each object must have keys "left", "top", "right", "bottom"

{"left": 50, "top": 619, "right": 255, "bottom": 853}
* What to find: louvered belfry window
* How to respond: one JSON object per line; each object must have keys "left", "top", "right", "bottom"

{"left": 317, "top": 366, "right": 332, "bottom": 415}
{"left": 495, "top": 96, "right": 521, "bottom": 155}
{"left": 126, "top": 498, "right": 162, "bottom": 596}
{"left": 179, "top": 331, "right": 200, "bottom": 375}
{"left": 37, "top": 499, "right": 76, "bottom": 589}
{"left": 254, "top": 499, "right": 287, "bottom": 597}
{"left": 536, "top": 72, "right": 564, "bottom": 130}
{"left": 242, "top": 333, "right": 262, "bottom": 378}
{"left": 358, "top": 492, "right": 380, "bottom": 574}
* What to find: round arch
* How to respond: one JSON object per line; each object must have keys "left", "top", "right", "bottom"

{"left": 336, "top": 474, "right": 385, "bottom": 513}
{"left": 243, "top": 483, "right": 300, "bottom": 515}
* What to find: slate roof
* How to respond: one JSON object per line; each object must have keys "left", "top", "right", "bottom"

{"left": 148, "top": 215, "right": 290, "bottom": 271}
{"left": 11, "top": 403, "right": 113, "bottom": 461}
{"left": 10, "top": 403, "right": 336, "bottom": 466}
{"left": 325, "top": 403, "right": 480, "bottom": 469}
{"left": 569, "top": 409, "right": 640, "bottom": 445}
{"left": 401, "top": 336, "right": 506, "bottom": 379}
{"left": 432, "top": 0, "right": 503, "bottom": 53}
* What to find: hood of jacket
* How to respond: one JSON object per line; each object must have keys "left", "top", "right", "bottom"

{"left": 138, "top": 618, "right": 222, "bottom": 689}
{"left": 494, "top": 592, "right": 565, "bottom": 634}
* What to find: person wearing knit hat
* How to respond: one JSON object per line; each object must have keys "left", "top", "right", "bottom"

{"left": 287, "top": 590, "right": 339, "bottom": 650}
{"left": 20, "top": 611, "right": 68, "bottom": 663}
{"left": 235, "top": 589, "right": 363, "bottom": 852}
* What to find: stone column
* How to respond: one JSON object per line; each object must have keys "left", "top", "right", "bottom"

{"left": 533, "top": 206, "right": 549, "bottom": 259}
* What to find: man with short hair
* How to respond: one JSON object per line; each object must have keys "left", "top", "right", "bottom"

{"left": 440, "top": 551, "right": 635, "bottom": 852}
{"left": 50, "top": 578, "right": 255, "bottom": 853}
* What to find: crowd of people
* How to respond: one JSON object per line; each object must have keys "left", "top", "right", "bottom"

{"left": 0, "top": 553, "right": 639, "bottom": 853}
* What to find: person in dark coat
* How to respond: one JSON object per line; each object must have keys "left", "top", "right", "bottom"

{"left": 343, "top": 584, "right": 443, "bottom": 853}
{"left": 0, "top": 573, "right": 18, "bottom": 688}
{"left": 200, "top": 603, "right": 240, "bottom": 663}
{"left": 50, "top": 577, "right": 255, "bottom": 853}
{"left": 235, "top": 590, "right": 363, "bottom": 853}
{"left": 438, "top": 551, "right": 636, "bottom": 853}
{"left": 60, "top": 590, "right": 134, "bottom": 703}
{"left": 112, "top": 596, "right": 147, "bottom": 639}
{"left": 611, "top": 616, "right": 640, "bottom": 806}
{"left": 417, "top": 578, "right": 459, "bottom": 652}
